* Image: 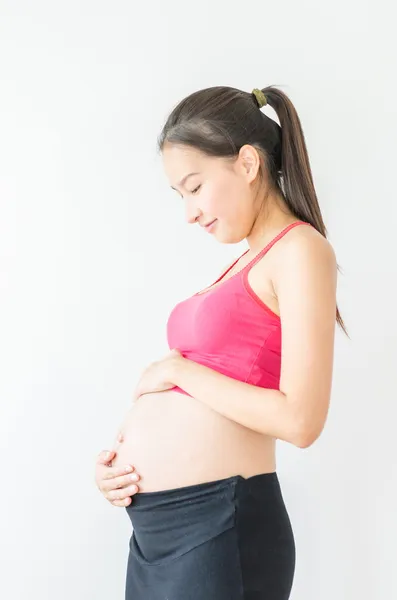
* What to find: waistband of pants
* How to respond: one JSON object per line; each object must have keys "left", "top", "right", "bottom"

{"left": 125, "top": 471, "right": 281, "bottom": 566}
{"left": 126, "top": 471, "right": 279, "bottom": 511}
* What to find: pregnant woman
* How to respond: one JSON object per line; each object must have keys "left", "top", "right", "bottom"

{"left": 95, "top": 85, "right": 347, "bottom": 599}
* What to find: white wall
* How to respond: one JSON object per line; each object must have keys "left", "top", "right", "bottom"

{"left": 1, "top": 2, "right": 395, "bottom": 599}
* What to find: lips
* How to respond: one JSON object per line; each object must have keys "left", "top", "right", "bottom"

{"left": 203, "top": 219, "right": 217, "bottom": 229}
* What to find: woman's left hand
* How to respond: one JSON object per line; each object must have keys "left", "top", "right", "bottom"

{"left": 133, "top": 348, "right": 184, "bottom": 401}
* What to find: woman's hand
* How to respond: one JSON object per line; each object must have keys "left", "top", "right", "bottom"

{"left": 133, "top": 348, "right": 183, "bottom": 401}
{"left": 95, "top": 435, "right": 141, "bottom": 507}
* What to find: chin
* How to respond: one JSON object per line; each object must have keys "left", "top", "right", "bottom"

{"left": 212, "top": 222, "right": 247, "bottom": 244}
{"left": 218, "top": 230, "right": 247, "bottom": 244}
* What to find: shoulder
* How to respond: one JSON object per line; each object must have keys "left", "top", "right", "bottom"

{"left": 277, "top": 223, "right": 337, "bottom": 281}
{"left": 273, "top": 223, "right": 338, "bottom": 325}
{"left": 284, "top": 221, "right": 335, "bottom": 254}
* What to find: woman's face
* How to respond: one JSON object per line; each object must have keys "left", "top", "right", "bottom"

{"left": 162, "top": 143, "right": 262, "bottom": 244}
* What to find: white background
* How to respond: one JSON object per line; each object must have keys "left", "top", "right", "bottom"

{"left": 1, "top": 1, "right": 396, "bottom": 599}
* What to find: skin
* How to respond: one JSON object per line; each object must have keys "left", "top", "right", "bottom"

{"left": 95, "top": 142, "right": 337, "bottom": 506}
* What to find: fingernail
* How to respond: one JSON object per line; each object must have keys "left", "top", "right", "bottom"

{"left": 125, "top": 465, "right": 133, "bottom": 472}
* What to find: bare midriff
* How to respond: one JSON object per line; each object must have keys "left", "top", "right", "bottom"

{"left": 111, "top": 389, "right": 276, "bottom": 493}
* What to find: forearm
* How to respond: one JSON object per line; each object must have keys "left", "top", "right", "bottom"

{"left": 170, "top": 357, "right": 305, "bottom": 447}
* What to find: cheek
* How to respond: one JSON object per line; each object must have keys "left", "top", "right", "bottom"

{"left": 203, "top": 180, "right": 237, "bottom": 217}
{"left": 200, "top": 187, "right": 224, "bottom": 216}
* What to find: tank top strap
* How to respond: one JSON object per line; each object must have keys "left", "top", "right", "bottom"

{"left": 248, "top": 220, "right": 312, "bottom": 269}
{"left": 195, "top": 220, "right": 313, "bottom": 296}
{"left": 207, "top": 248, "right": 251, "bottom": 287}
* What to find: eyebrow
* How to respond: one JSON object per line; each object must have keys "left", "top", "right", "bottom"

{"left": 170, "top": 172, "right": 200, "bottom": 191}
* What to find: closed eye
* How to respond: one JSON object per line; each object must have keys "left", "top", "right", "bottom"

{"left": 174, "top": 184, "right": 201, "bottom": 199}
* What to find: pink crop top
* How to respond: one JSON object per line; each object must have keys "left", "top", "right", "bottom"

{"left": 166, "top": 220, "right": 312, "bottom": 396}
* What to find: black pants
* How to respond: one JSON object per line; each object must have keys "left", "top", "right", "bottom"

{"left": 125, "top": 472, "right": 296, "bottom": 599}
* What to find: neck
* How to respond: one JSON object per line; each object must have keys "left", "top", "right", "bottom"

{"left": 246, "top": 189, "right": 298, "bottom": 253}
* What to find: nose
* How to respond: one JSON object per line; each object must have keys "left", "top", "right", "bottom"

{"left": 184, "top": 200, "right": 202, "bottom": 224}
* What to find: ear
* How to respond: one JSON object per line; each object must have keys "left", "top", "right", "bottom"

{"left": 237, "top": 144, "right": 261, "bottom": 184}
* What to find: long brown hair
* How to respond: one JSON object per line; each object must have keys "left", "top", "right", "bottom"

{"left": 157, "top": 85, "right": 348, "bottom": 336}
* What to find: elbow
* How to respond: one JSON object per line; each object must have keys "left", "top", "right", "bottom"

{"left": 287, "top": 395, "right": 327, "bottom": 448}
{"left": 293, "top": 421, "right": 322, "bottom": 449}
{"left": 295, "top": 427, "right": 321, "bottom": 448}
{"left": 295, "top": 431, "right": 316, "bottom": 449}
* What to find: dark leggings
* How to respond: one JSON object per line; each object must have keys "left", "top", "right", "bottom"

{"left": 125, "top": 471, "right": 296, "bottom": 599}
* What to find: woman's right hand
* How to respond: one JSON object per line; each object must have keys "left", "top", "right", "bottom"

{"left": 95, "top": 435, "right": 141, "bottom": 507}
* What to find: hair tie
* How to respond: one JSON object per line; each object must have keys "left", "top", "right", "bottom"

{"left": 251, "top": 88, "right": 267, "bottom": 108}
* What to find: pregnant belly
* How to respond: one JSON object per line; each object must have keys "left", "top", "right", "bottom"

{"left": 111, "top": 389, "right": 276, "bottom": 492}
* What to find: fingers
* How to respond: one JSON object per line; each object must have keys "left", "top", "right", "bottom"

{"left": 101, "top": 463, "right": 136, "bottom": 480}
{"left": 107, "top": 483, "right": 139, "bottom": 502}
{"left": 101, "top": 469, "right": 140, "bottom": 491}
{"left": 96, "top": 462, "right": 141, "bottom": 498}
{"left": 97, "top": 450, "right": 116, "bottom": 465}
{"left": 95, "top": 449, "right": 141, "bottom": 506}
{"left": 111, "top": 497, "right": 133, "bottom": 507}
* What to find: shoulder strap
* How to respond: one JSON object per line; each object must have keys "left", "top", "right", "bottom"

{"left": 196, "top": 220, "right": 312, "bottom": 295}
{"left": 208, "top": 249, "right": 250, "bottom": 287}
{"left": 248, "top": 220, "right": 312, "bottom": 268}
